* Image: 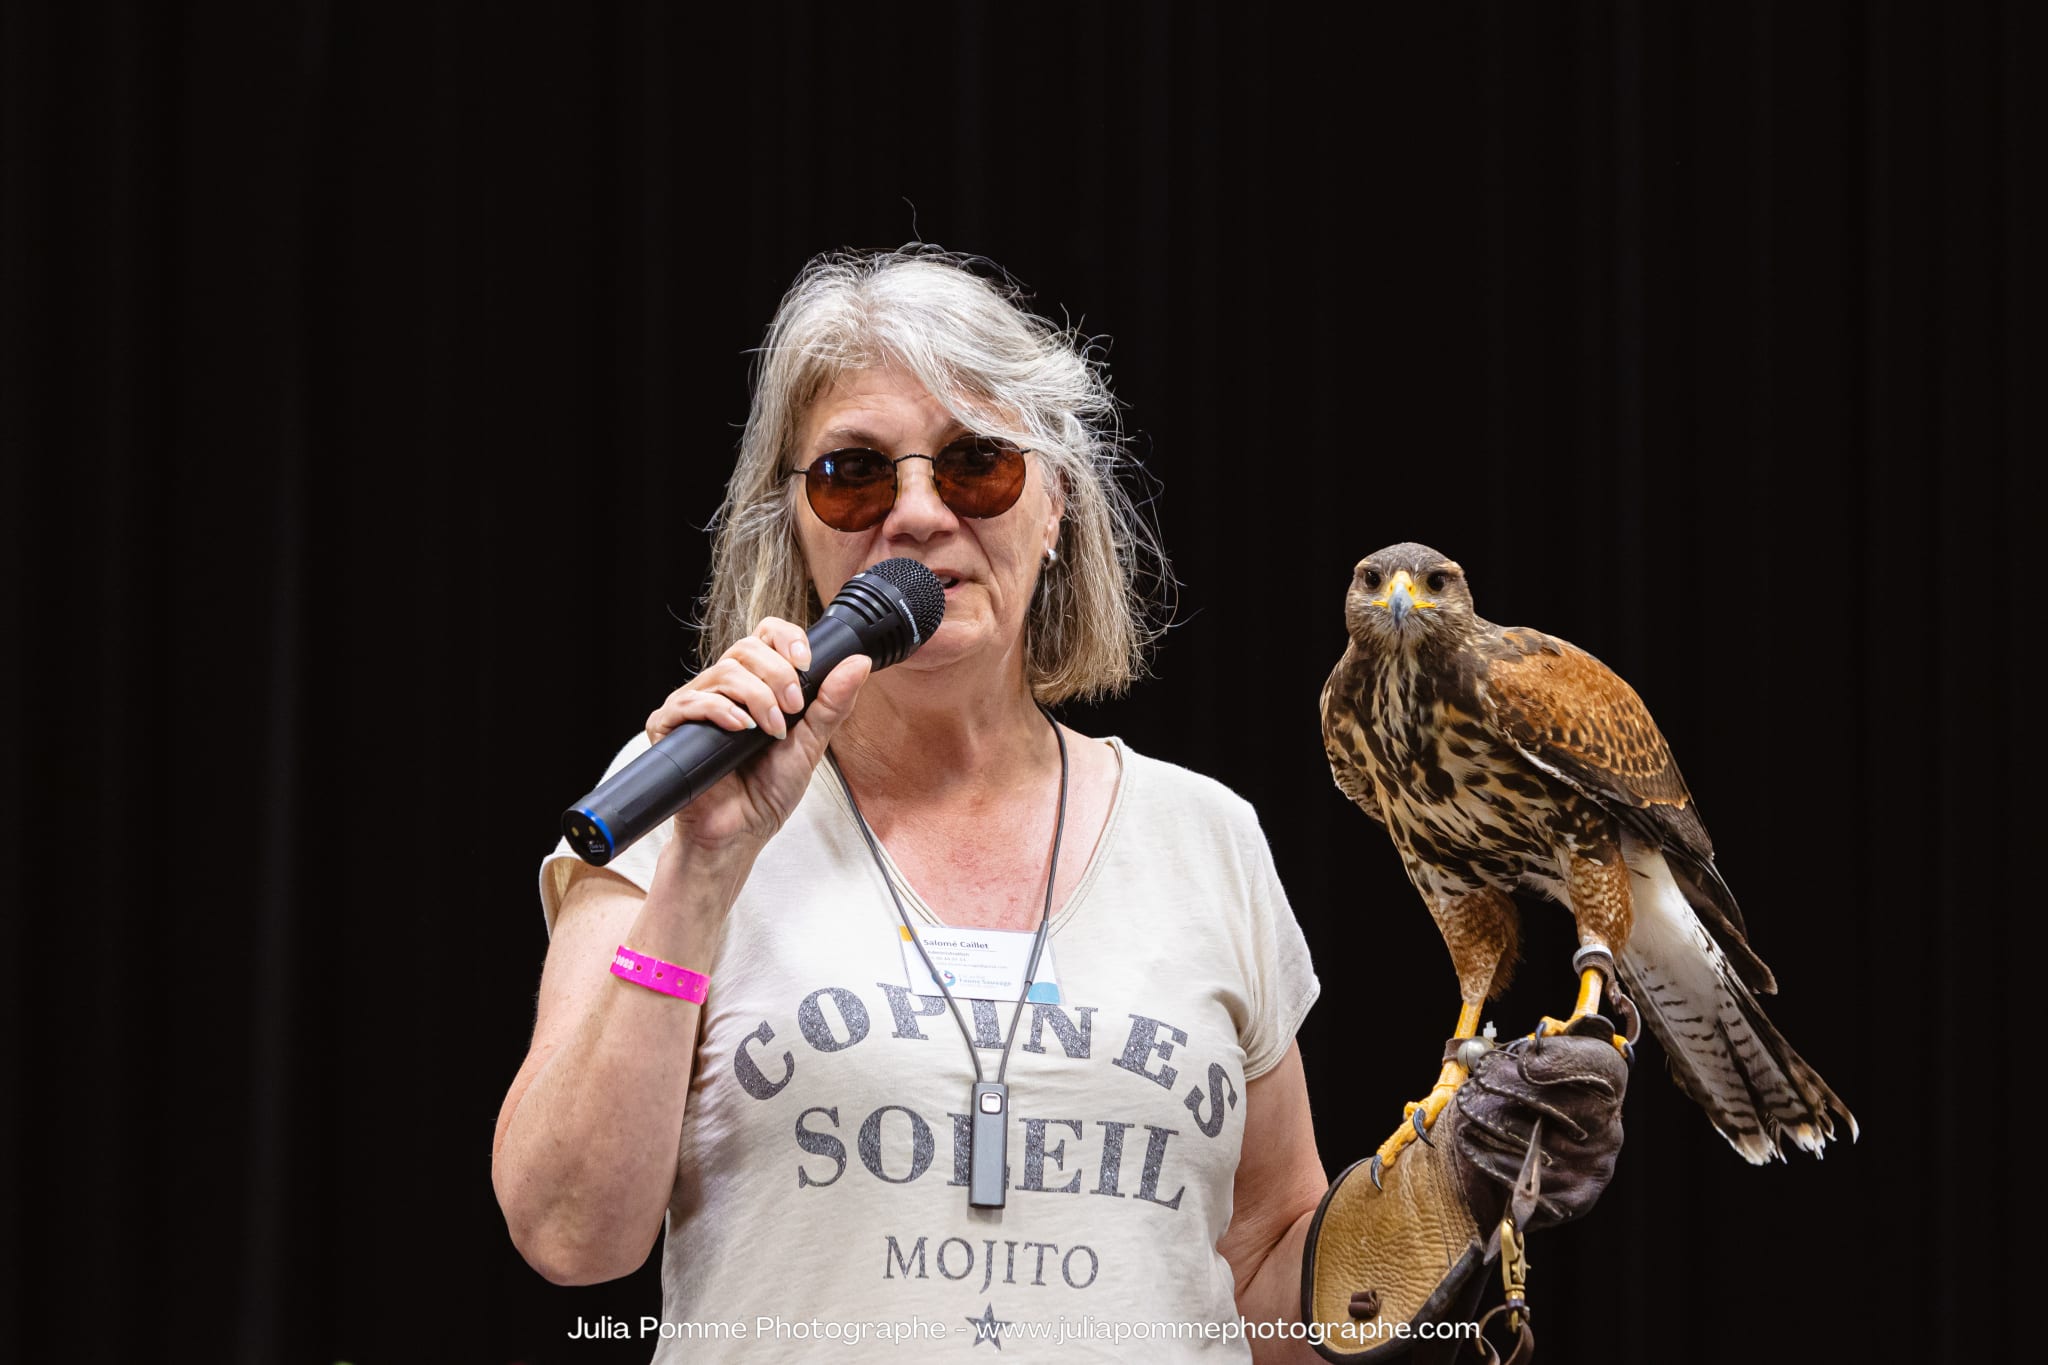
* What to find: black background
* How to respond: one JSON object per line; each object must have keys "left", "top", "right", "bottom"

{"left": 4, "top": 3, "right": 2038, "bottom": 1362}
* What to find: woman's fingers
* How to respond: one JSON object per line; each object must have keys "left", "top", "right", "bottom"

{"left": 645, "top": 685, "right": 756, "bottom": 743}
{"left": 648, "top": 622, "right": 814, "bottom": 743}
{"left": 724, "top": 635, "right": 808, "bottom": 727}
{"left": 705, "top": 657, "right": 789, "bottom": 738}
{"left": 754, "top": 617, "right": 812, "bottom": 675}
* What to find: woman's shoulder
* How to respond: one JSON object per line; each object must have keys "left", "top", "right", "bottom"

{"left": 1106, "top": 737, "right": 1267, "bottom": 841}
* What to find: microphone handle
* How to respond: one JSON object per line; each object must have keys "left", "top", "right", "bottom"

{"left": 561, "top": 614, "right": 868, "bottom": 865}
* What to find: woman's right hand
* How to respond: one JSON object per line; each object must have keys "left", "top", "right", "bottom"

{"left": 644, "top": 616, "right": 872, "bottom": 859}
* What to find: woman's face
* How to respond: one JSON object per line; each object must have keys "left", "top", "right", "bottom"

{"left": 791, "top": 365, "right": 1061, "bottom": 685}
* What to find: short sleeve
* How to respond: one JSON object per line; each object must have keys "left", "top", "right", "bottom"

{"left": 1237, "top": 811, "right": 1321, "bottom": 1081}
{"left": 537, "top": 731, "right": 672, "bottom": 936}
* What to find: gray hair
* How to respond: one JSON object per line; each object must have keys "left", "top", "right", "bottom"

{"left": 698, "top": 246, "right": 1169, "bottom": 704}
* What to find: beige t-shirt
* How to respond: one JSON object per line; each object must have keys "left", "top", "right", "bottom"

{"left": 538, "top": 735, "right": 1320, "bottom": 1361}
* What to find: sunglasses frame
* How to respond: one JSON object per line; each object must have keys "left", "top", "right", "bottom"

{"left": 787, "top": 437, "right": 1035, "bottom": 533}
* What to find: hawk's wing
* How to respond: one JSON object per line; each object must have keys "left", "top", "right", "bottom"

{"left": 1478, "top": 627, "right": 1776, "bottom": 994}
{"left": 1320, "top": 651, "right": 1385, "bottom": 823}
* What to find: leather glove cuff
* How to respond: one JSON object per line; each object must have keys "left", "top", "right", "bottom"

{"left": 1299, "top": 1099, "right": 1485, "bottom": 1361}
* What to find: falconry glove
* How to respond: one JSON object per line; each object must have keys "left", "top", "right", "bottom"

{"left": 1300, "top": 1024, "right": 1629, "bottom": 1362}
{"left": 1450, "top": 1021, "right": 1627, "bottom": 1239}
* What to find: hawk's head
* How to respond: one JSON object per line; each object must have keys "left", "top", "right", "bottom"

{"left": 1344, "top": 542, "right": 1475, "bottom": 650}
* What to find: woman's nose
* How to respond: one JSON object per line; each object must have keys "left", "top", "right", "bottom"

{"left": 882, "top": 455, "right": 954, "bottom": 537}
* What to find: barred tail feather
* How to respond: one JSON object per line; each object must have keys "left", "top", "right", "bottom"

{"left": 1615, "top": 836, "right": 1858, "bottom": 1163}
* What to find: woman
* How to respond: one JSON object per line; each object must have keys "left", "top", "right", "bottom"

{"left": 493, "top": 249, "right": 1622, "bottom": 1362}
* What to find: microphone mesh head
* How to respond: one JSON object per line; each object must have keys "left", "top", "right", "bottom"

{"left": 864, "top": 558, "right": 947, "bottom": 642}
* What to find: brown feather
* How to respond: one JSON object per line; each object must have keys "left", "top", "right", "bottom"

{"left": 1478, "top": 628, "right": 1775, "bottom": 992}
{"left": 1320, "top": 664, "right": 1385, "bottom": 822}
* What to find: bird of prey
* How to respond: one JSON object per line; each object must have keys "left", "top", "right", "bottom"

{"left": 1321, "top": 542, "right": 1855, "bottom": 1180}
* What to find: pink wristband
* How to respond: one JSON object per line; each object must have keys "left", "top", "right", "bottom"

{"left": 610, "top": 946, "right": 710, "bottom": 1003}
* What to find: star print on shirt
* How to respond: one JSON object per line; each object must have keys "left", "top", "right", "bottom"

{"left": 966, "top": 1302, "right": 1010, "bottom": 1348}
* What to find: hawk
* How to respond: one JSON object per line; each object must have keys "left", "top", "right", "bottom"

{"left": 1321, "top": 542, "right": 1856, "bottom": 1179}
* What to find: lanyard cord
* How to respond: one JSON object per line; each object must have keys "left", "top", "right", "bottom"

{"left": 827, "top": 705, "right": 1069, "bottom": 1088}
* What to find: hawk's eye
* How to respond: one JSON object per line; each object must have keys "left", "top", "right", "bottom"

{"left": 1426, "top": 571, "right": 1449, "bottom": 593}
{"left": 1361, "top": 568, "right": 1383, "bottom": 591}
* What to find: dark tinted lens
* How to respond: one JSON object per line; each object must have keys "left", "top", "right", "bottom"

{"left": 933, "top": 438, "right": 1027, "bottom": 519}
{"left": 806, "top": 449, "right": 895, "bottom": 531}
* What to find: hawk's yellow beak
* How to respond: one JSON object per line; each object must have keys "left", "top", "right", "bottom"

{"left": 1373, "top": 570, "right": 1437, "bottom": 625}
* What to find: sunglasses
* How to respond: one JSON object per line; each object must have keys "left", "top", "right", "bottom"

{"left": 788, "top": 437, "right": 1032, "bottom": 533}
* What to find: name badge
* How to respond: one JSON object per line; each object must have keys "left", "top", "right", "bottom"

{"left": 896, "top": 924, "right": 1062, "bottom": 1004}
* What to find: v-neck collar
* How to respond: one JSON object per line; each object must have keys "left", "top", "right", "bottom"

{"left": 821, "top": 735, "right": 1131, "bottom": 936}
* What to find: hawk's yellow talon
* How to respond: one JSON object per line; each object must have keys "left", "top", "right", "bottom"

{"left": 1375, "top": 1003, "right": 1484, "bottom": 1176}
{"left": 1373, "top": 1067, "right": 1469, "bottom": 1171}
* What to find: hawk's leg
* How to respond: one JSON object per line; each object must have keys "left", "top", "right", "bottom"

{"left": 1370, "top": 1003, "right": 1482, "bottom": 1187}
{"left": 1371, "top": 887, "right": 1518, "bottom": 1185}
{"left": 1535, "top": 846, "right": 1634, "bottom": 1058}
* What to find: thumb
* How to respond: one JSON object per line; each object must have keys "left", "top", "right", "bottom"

{"left": 796, "top": 654, "right": 872, "bottom": 747}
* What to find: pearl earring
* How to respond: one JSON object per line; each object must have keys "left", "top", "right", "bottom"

{"left": 1044, "top": 545, "right": 1058, "bottom": 565}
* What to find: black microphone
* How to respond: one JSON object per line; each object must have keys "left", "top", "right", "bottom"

{"left": 561, "top": 558, "right": 946, "bottom": 866}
